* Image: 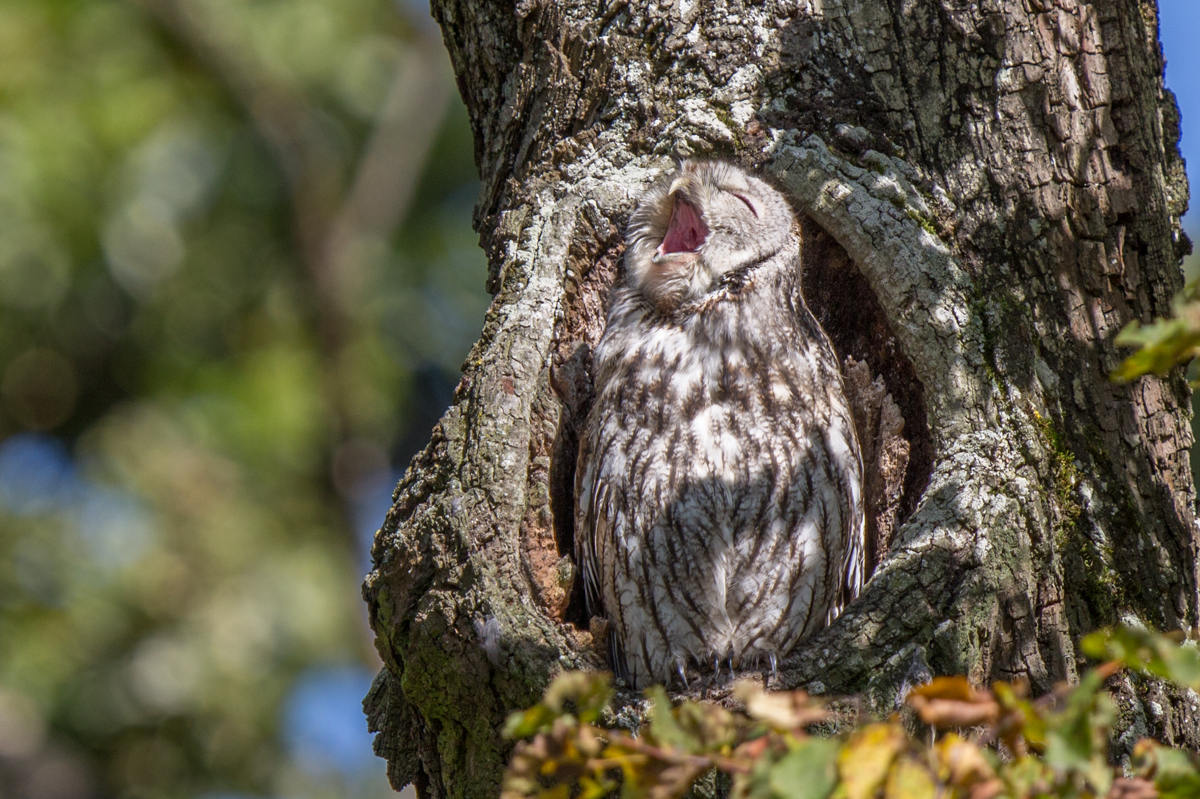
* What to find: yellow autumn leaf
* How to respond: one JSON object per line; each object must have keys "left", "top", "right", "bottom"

{"left": 735, "top": 681, "right": 829, "bottom": 731}
{"left": 884, "top": 757, "right": 937, "bottom": 799}
{"left": 935, "top": 733, "right": 996, "bottom": 787}
{"left": 736, "top": 681, "right": 802, "bottom": 729}
{"left": 835, "top": 723, "right": 907, "bottom": 799}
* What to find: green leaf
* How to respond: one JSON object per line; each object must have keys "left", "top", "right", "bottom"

{"left": 769, "top": 738, "right": 839, "bottom": 799}
{"left": 1112, "top": 296, "right": 1200, "bottom": 382}
{"left": 992, "top": 682, "right": 1046, "bottom": 748}
{"left": 503, "top": 672, "right": 612, "bottom": 740}
{"left": 505, "top": 705, "right": 560, "bottom": 740}
{"left": 1153, "top": 746, "right": 1200, "bottom": 788}
{"left": 543, "top": 671, "right": 614, "bottom": 722}
{"left": 1082, "top": 627, "right": 1200, "bottom": 691}
{"left": 1042, "top": 725, "right": 1090, "bottom": 774}
{"left": 674, "top": 699, "right": 741, "bottom": 753}
{"left": 1042, "top": 665, "right": 1115, "bottom": 795}
{"left": 1160, "top": 777, "right": 1200, "bottom": 799}
{"left": 1043, "top": 726, "right": 1112, "bottom": 796}
{"left": 998, "top": 756, "right": 1053, "bottom": 797}
{"left": 579, "top": 775, "right": 617, "bottom": 799}
{"left": 646, "top": 686, "right": 698, "bottom": 751}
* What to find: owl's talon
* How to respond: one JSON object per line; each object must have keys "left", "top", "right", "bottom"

{"left": 675, "top": 658, "right": 689, "bottom": 689}
{"left": 713, "top": 655, "right": 721, "bottom": 680}
{"left": 769, "top": 653, "right": 778, "bottom": 679}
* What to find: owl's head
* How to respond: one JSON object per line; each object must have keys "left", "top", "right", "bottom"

{"left": 624, "top": 159, "right": 796, "bottom": 312}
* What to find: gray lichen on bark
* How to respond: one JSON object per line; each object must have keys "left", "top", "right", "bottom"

{"left": 363, "top": 0, "right": 1199, "bottom": 796}
{"left": 760, "top": 133, "right": 1072, "bottom": 698}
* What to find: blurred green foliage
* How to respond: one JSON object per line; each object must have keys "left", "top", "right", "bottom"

{"left": 504, "top": 627, "right": 1200, "bottom": 799}
{"left": 1111, "top": 280, "right": 1200, "bottom": 387}
{"left": 1114, "top": 244, "right": 1200, "bottom": 386}
{"left": 1109, "top": 239, "right": 1200, "bottom": 480}
{"left": 0, "top": 0, "right": 487, "bottom": 796}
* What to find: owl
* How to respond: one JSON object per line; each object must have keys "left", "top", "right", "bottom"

{"left": 574, "top": 160, "right": 865, "bottom": 688}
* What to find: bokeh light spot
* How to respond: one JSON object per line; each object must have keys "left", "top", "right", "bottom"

{"left": 104, "top": 197, "right": 185, "bottom": 295}
{"left": 127, "top": 634, "right": 202, "bottom": 714}
{"left": 75, "top": 485, "right": 153, "bottom": 571}
{"left": 0, "top": 433, "right": 77, "bottom": 515}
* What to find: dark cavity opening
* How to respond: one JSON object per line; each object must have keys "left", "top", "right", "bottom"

{"left": 799, "top": 216, "right": 934, "bottom": 573}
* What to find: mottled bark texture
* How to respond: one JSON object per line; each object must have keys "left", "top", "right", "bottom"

{"left": 362, "top": 1, "right": 1197, "bottom": 796}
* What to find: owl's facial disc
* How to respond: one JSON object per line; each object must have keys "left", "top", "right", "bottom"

{"left": 654, "top": 194, "right": 708, "bottom": 262}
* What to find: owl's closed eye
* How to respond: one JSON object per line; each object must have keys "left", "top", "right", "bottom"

{"left": 623, "top": 159, "right": 796, "bottom": 313}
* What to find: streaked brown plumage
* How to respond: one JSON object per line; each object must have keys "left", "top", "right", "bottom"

{"left": 575, "top": 160, "right": 864, "bottom": 688}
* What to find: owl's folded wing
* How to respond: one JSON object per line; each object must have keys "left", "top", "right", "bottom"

{"left": 574, "top": 446, "right": 607, "bottom": 620}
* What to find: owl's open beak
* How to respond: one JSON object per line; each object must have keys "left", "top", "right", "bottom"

{"left": 655, "top": 193, "right": 709, "bottom": 261}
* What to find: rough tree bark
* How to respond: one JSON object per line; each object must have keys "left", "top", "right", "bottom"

{"left": 362, "top": 1, "right": 1198, "bottom": 796}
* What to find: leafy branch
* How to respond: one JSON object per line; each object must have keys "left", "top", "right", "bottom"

{"left": 502, "top": 627, "right": 1200, "bottom": 799}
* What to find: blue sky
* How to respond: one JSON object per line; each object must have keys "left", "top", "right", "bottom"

{"left": 1161, "top": 0, "right": 1199, "bottom": 234}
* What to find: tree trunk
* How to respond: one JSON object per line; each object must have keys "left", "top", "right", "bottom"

{"left": 362, "top": 1, "right": 1198, "bottom": 796}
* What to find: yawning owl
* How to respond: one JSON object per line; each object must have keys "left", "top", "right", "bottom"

{"left": 575, "top": 159, "right": 865, "bottom": 687}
